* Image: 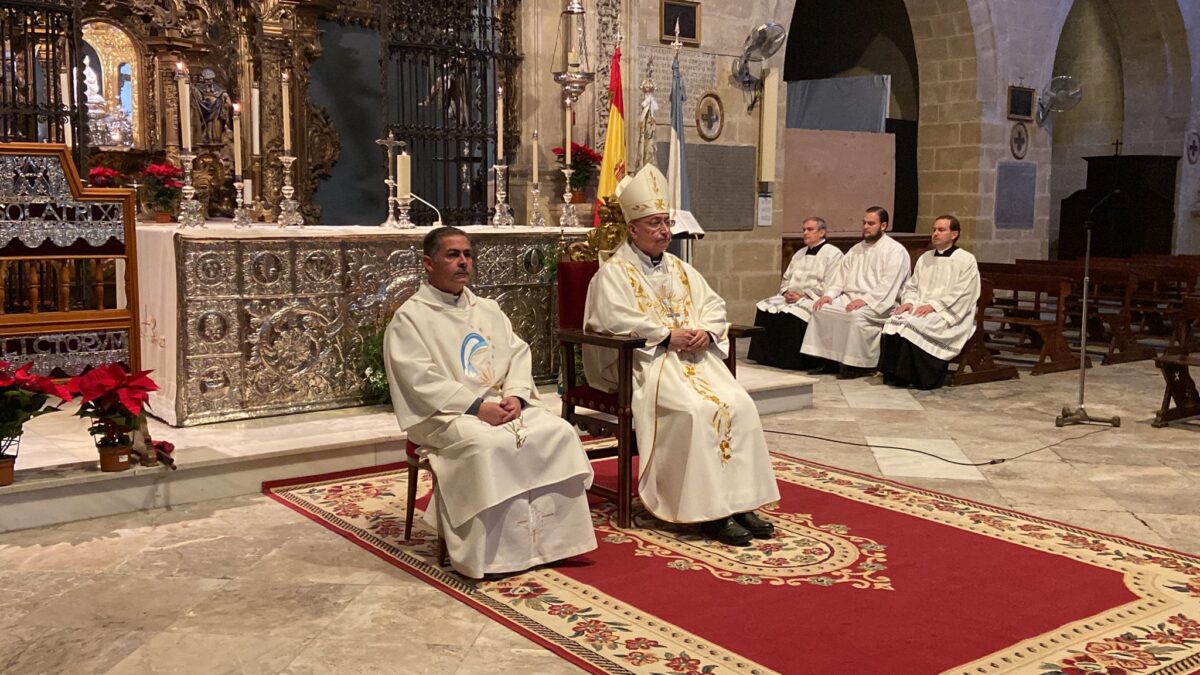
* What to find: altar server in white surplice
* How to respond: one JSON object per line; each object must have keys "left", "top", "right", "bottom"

{"left": 801, "top": 207, "right": 911, "bottom": 378}
{"left": 582, "top": 165, "right": 780, "bottom": 548}
{"left": 748, "top": 216, "right": 843, "bottom": 370}
{"left": 880, "top": 214, "right": 980, "bottom": 390}
{"left": 384, "top": 226, "right": 596, "bottom": 579}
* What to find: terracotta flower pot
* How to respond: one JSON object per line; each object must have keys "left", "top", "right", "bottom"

{"left": 97, "top": 444, "right": 131, "bottom": 472}
{"left": 570, "top": 189, "right": 587, "bottom": 204}
{"left": 153, "top": 211, "right": 173, "bottom": 223}
{"left": 0, "top": 457, "right": 14, "bottom": 487}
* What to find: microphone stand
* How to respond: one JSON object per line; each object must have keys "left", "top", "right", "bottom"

{"left": 1057, "top": 189, "right": 1122, "bottom": 428}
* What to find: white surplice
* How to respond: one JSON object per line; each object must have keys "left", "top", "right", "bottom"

{"left": 384, "top": 283, "right": 596, "bottom": 578}
{"left": 882, "top": 246, "right": 980, "bottom": 360}
{"left": 582, "top": 242, "right": 780, "bottom": 524}
{"left": 755, "top": 241, "right": 844, "bottom": 323}
{"left": 800, "top": 234, "right": 911, "bottom": 368}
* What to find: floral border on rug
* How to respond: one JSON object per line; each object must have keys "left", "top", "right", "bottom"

{"left": 264, "top": 455, "right": 1200, "bottom": 675}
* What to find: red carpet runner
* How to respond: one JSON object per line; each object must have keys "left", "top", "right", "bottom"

{"left": 264, "top": 455, "right": 1200, "bottom": 674}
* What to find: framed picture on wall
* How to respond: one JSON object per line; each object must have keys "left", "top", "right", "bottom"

{"left": 1007, "top": 85, "right": 1036, "bottom": 122}
{"left": 660, "top": 0, "right": 700, "bottom": 46}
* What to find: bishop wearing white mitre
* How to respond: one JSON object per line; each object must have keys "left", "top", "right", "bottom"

{"left": 385, "top": 226, "right": 597, "bottom": 579}
{"left": 879, "top": 214, "right": 980, "bottom": 390}
{"left": 582, "top": 165, "right": 781, "bottom": 547}
{"left": 801, "top": 206, "right": 911, "bottom": 378}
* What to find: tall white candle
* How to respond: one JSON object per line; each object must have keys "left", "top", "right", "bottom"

{"left": 496, "top": 85, "right": 504, "bottom": 163}
{"left": 177, "top": 62, "right": 191, "bottom": 151}
{"left": 281, "top": 71, "right": 292, "bottom": 153}
{"left": 242, "top": 178, "right": 253, "bottom": 204}
{"left": 396, "top": 152, "right": 411, "bottom": 198}
{"left": 532, "top": 130, "right": 539, "bottom": 184}
{"left": 251, "top": 86, "right": 261, "bottom": 155}
{"left": 59, "top": 70, "right": 72, "bottom": 147}
{"left": 232, "top": 103, "right": 243, "bottom": 179}
{"left": 565, "top": 105, "right": 572, "bottom": 167}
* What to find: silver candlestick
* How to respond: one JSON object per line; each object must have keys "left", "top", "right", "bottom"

{"left": 177, "top": 154, "right": 205, "bottom": 228}
{"left": 395, "top": 194, "right": 414, "bottom": 228}
{"left": 530, "top": 185, "right": 547, "bottom": 228}
{"left": 127, "top": 180, "right": 142, "bottom": 221}
{"left": 276, "top": 155, "right": 304, "bottom": 228}
{"left": 233, "top": 180, "right": 252, "bottom": 228}
{"left": 559, "top": 167, "right": 578, "bottom": 229}
{"left": 492, "top": 164, "right": 514, "bottom": 227}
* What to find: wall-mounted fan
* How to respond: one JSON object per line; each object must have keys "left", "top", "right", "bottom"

{"left": 1037, "top": 75, "right": 1083, "bottom": 126}
{"left": 731, "top": 21, "right": 787, "bottom": 111}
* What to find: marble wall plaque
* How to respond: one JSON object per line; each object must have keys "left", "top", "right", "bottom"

{"left": 657, "top": 142, "right": 757, "bottom": 231}
{"left": 644, "top": 46, "right": 718, "bottom": 121}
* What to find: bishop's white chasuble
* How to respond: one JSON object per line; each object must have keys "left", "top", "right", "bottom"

{"left": 385, "top": 283, "right": 596, "bottom": 578}
{"left": 801, "top": 234, "right": 911, "bottom": 368}
{"left": 882, "top": 246, "right": 981, "bottom": 361}
{"left": 583, "top": 242, "right": 780, "bottom": 524}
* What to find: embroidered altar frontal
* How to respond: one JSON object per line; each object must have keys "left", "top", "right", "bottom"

{"left": 139, "top": 225, "right": 585, "bottom": 426}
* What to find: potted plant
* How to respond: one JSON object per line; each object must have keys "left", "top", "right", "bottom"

{"left": 69, "top": 364, "right": 158, "bottom": 472}
{"left": 140, "top": 162, "right": 184, "bottom": 222}
{"left": 0, "top": 362, "right": 73, "bottom": 486}
{"left": 87, "top": 166, "right": 126, "bottom": 188}
{"left": 552, "top": 142, "right": 604, "bottom": 203}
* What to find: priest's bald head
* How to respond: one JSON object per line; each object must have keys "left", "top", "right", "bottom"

{"left": 422, "top": 226, "right": 473, "bottom": 294}
{"left": 617, "top": 165, "right": 673, "bottom": 258}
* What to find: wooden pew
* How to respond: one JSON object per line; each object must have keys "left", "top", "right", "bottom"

{"left": 1152, "top": 296, "right": 1200, "bottom": 427}
{"left": 1014, "top": 259, "right": 1156, "bottom": 364}
{"left": 949, "top": 278, "right": 1020, "bottom": 385}
{"left": 976, "top": 267, "right": 1089, "bottom": 375}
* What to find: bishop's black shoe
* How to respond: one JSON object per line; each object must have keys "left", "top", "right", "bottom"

{"left": 700, "top": 517, "right": 753, "bottom": 546}
{"left": 733, "top": 511, "right": 775, "bottom": 539}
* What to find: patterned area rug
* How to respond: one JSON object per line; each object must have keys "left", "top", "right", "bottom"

{"left": 264, "top": 455, "right": 1200, "bottom": 674}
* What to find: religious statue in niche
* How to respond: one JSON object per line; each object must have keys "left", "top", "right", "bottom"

{"left": 191, "top": 68, "right": 231, "bottom": 146}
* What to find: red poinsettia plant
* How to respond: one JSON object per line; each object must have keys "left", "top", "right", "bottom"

{"left": 87, "top": 166, "right": 126, "bottom": 187}
{"left": 140, "top": 162, "right": 184, "bottom": 213}
{"left": 68, "top": 364, "right": 158, "bottom": 448}
{"left": 0, "top": 361, "right": 74, "bottom": 459}
{"left": 552, "top": 142, "right": 604, "bottom": 190}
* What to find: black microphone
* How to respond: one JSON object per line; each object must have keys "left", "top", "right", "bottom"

{"left": 1085, "top": 188, "right": 1121, "bottom": 230}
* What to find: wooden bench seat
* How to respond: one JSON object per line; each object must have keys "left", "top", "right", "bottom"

{"left": 976, "top": 269, "right": 1088, "bottom": 375}
{"left": 1152, "top": 297, "right": 1200, "bottom": 427}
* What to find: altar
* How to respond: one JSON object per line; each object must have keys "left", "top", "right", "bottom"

{"left": 138, "top": 223, "right": 587, "bottom": 427}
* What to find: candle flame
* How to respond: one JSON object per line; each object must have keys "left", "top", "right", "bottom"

{"left": 233, "top": 102, "right": 241, "bottom": 113}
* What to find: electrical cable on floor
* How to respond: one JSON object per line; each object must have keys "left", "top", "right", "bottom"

{"left": 762, "top": 425, "right": 1115, "bottom": 467}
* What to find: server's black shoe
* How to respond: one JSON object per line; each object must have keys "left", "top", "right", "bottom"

{"left": 733, "top": 511, "right": 775, "bottom": 539}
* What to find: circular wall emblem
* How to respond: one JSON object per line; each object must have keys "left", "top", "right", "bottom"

{"left": 1187, "top": 131, "right": 1200, "bottom": 165}
{"left": 695, "top": 92, "right": 724, "bottom": 142}
{"left": 1010, "top": 122, "right": 1029, "bottom": 160}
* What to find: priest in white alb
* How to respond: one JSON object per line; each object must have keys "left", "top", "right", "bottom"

{"left": 801, "top": 207, "right": 911, "bottom": 378}
{"left": 582, "top": 165, "right": 781, "bottom": 547}
{"left": 879, "top": 214, "right": 980, "bottom": 390}
{"left": 748, "top": 216, "right": 843, "bottom": 370}
{"left": 384, "top": 227, "right": 596, "bottom": 579}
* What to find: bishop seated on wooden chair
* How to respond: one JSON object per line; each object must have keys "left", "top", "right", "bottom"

{"left": 581, "top": 165, "right": 781, "bottom": 547}
{"left": 384, "top": 226, "right": 597, "bottom": 579}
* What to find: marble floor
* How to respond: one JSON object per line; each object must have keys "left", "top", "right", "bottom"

{"left": 2, "top": 360, "right": 1199, "bottom": 674}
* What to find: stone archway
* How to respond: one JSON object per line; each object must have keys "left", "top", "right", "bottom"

{"left": 784, "top": 0, "right": 985, "bottom": 240}
{"left": 1047, "top": 0, "right": 1193, "bottom": 252}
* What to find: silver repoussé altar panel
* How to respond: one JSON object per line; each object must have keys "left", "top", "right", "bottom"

{"left": 174, "top": 231, "right": 579, "bottom": 425}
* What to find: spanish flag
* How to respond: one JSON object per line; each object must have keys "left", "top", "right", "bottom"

{"left": 594, "top": 47, "right": 626, "bottom": 226}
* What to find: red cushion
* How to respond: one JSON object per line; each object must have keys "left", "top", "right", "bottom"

{"left": 558, "top": 260, "right": 600, "bottom": 331}
{"left": 564, "top": 384, "right": 618, "bottom": 413}
{"left": 405, "top": 438, "right": 419, "bottom": 459}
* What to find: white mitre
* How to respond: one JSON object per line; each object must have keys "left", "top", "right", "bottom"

{"left": 616, "top": 165, "right": 670, "bottom": 222}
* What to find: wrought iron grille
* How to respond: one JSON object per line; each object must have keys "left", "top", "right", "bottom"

{"left": 381, "top": 0, "right": 521, "bottom": 226}
{"left": 0, "top": 0, "right": 86, "bottom": 167}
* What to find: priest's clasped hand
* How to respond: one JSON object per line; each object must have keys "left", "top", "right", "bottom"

{"left": 478, "top": 396, "right": 523, "bottom": 426}
{"left": 845, "top": 299, "right": 868, "bottom": 311}
{"left": 666, "top": 328, "right": 710, "bottom": 354}
{"left": 895, "top": 303, "right": 935, "bottom": 317}
{"left": 782, "top": 290, "right": 801, "bottom": 304}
